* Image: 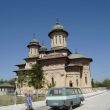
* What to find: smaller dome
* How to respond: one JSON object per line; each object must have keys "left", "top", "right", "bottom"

{"left": 31, "top": 38, "right": 37, "bottom": 43}
{"left": 40, "top": 45, "right": 47, "bottom": 51}
{"left": 30, "top": 38, "right": 39, "bottom": 44}
{"left": 52, "top": 23, "right": 64, "bottom": 30}
{"left": 27, "top": 37, "right": 40, "bottom": 48}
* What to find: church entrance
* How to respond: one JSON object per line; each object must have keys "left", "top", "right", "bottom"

{"left": 69, "top": 80, "right": 73, "bottom": 87}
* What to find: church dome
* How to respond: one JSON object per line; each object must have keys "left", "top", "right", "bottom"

{"left": 48, "top": 20, "right": 68, "bottom": 37}
{"left": 31, "top": 38, "right": 37, "bottom": 43}
{"left": 27, "top": 37, "right": 40, "bottom": 48}
{"left": 52, "top": 23, "right": 64, "bottom": 30}
{"left": 40, "top": 45, "right": 47, "bottom": 52}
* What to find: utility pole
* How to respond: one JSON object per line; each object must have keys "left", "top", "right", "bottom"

{"left": 14, "top": 75, "right": 18, "bottom": 107}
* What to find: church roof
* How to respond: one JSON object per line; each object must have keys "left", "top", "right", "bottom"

{"left": 68, "top": 53, "right": 92, "bottom": 61}
{"left": 68, "top": 53, "right": 87, "bottom": 59}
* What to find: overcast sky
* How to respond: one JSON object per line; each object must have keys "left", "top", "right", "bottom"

{"left": 0, "top": 0, "right": 110, "bottom": 81}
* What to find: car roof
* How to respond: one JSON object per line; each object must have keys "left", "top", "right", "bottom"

{"left": 49, "top": 87, "right": 80, "bottom": 90}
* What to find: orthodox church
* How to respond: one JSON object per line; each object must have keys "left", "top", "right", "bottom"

{"left": 15, "top": 21, "right": 93, "bottom": 94}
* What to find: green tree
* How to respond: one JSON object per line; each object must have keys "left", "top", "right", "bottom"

{"left": 0, "top": 79, "right": 4, "bottom": 84}
{"left": 17, "top": 71, "right": 26, "bottom": 94}
{"left": 17, "top": 71, "right": 25, "bottom": 88}
{"left": 91, "top": 78, "right": 94, "bottom": 88}
{"left": 94, "top": 80, "right": 101, "bottom": 87}
{"left": 8, "top": 78, "right": 15, "bottom": 86}
{"left": 103, "top": 79, "right": 110, "bottom": 87}
{"left": 29, "top": 64, "right": 44, "bottom": 89}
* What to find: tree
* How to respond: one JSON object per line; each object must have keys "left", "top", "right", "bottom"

{"left": 17, "top": 71, "right": 25, "bottom": 88}
{"left": 8, "top": 78, "right": 15, "bottom": 86}
{"left": 17, "top": 71, "right": 26, "bottom": 94}
{"left": 103, "top": 79, "right": 110, "bottom": 87}
{"left": 29, "top": 64, "right": 44, "bottom": 89}
{"left": 0, "top": 79, "right": 4, "bottom": 84}
{"left": 91, "top": 78, "right": 94, "bottom": 88}
{"left": 93, "top": 80, "right": 101, "bottom": 87}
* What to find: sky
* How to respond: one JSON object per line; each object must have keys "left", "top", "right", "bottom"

{"left": 0, "top": 0, "right": 110, "bottom": 81}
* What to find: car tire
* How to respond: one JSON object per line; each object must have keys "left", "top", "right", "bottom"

{"left": 77, "top": 100, "right": 81, "bottom": 107}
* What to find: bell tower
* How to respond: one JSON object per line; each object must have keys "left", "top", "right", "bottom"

{"left": 48, "top": 19, "right": 68, "bottom": 49}
{"left": 27, "top": 34, "right": 41, "bottom": 57}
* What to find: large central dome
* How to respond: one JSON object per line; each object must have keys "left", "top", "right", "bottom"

{"left": 48, "top": 20, "right": 68, "bottom": 37}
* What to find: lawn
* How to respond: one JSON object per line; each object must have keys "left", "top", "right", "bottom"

{"left": 0, "top": 95, "right": 45, "bottom": 106}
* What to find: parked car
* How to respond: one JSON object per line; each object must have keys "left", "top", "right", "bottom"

{"left": 46, "top": 87, "right": 84, "bottom": 110}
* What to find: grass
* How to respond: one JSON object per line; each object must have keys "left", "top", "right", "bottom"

{"left": 0, "top": 94, "right": 45, "bottom": 106}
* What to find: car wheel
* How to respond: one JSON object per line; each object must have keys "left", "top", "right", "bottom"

{"left": 77, "top": 100, "right": 81, "bottom": 107}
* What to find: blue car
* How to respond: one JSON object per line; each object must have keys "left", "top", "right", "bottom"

{"left": 46, "top": 87, "right": 84, "bottom": 110}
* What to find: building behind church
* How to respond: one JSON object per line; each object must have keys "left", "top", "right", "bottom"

{"left": 15, "top": 21, "right": 93, "bottom": 94}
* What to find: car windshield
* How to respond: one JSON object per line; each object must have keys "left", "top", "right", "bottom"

{"left": 49, "top": 88, "right": 62, "bottom": 96}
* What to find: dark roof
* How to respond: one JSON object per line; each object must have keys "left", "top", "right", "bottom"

{"left": 16, "top": 63, "right": 25, "bottom": 67}
{"left": 14, "top": 68, "right": 32, "bottom": 72}
{"left": 24, "top": 56, "right": 39, "bottom": 61}
{"left": 0, "top": 83, "right": 15, "bottom": 88}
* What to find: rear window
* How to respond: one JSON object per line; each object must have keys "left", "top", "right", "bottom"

{"left": 49, "top": 89, "right": 62, "bottom": 96}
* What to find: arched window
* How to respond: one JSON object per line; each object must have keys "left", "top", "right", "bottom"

{"left": 31, "top": 48, "right": 32, "bottom": 54}
{"left": 55, "top": 36, "right": 57, "bottom": 44}
{"left": 76, "top": 79, "right": 78, "bottom": 86}
{"left": 34, "top": 48, "right": 36, "bottom": 54}
{"left": 51, "top": 77, "right": 55, "bottom": 87}
{"left": 59, "top": 36, "right": 61, "bottom": 44}
{"left": 63, "top": 36, "right": 64, "bottom": 44}
{"left": 52, "top": 77, "right": 54, "bottom": 84}
{"left": 85, "top": 76, "right": 87, "bottom": 84}
{"left": 51, "top": 38, "right": 54, "bottom": 45}
{"left": 69, "top": 80, "right": 73, "bottom": 87}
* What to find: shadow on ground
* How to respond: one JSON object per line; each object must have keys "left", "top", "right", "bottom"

{"left": 48, "top": 103, "right": 84, "bottom": 110}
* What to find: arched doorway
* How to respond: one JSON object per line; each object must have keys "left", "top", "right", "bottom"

{"left": 69, "top": 80, "right": 73, "bottom": 87}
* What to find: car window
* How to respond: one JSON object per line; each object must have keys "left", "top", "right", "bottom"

{"left": 49, "top": 89, "right": 62, "bottom": 96}
{"left": 66, "top": 88, "right": 75, "bottom": 95}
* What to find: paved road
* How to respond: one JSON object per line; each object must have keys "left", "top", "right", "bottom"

{"left": 35, "top": 91, "right": 110, "bottom": 110}
{"left": 74, "top": 91, "right": 110, "bottom": 110}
